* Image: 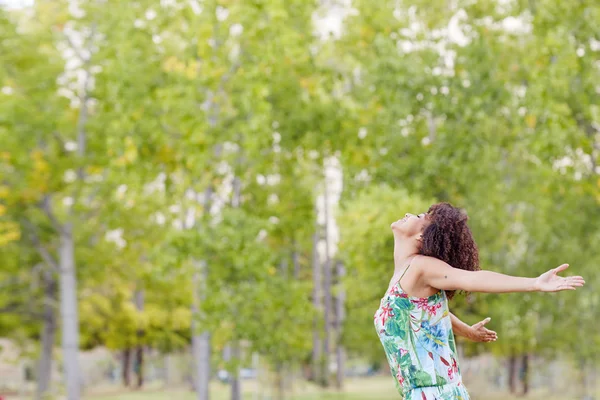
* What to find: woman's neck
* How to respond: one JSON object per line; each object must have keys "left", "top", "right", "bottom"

{"left": 393, "top": 236, "right": 418, "bottom": 274}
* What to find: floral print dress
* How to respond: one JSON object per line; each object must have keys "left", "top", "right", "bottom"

{"left": 374, "top": 265, "right": 470, "bottom": 400}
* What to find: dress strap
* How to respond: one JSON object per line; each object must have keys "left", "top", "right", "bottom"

{"left": 399, "top": 255, "right": 417, "bottom": 282}
{"left": 387, "top": 255, "right": 419, "bottom": 295}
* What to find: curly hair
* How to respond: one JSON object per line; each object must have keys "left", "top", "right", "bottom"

{"left": 419, "top": 202, "right": 480, "bottom": 299}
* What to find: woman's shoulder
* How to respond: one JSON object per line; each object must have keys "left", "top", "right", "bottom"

{"left": 412, "top": 255, "right": 451, "bottom": 273}
{"left": 413, "top": 254, "right": 441, "bottom": 266}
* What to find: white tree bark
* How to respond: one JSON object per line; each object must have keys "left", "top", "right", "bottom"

{"left": 230, "top": 174, "right": 242, "bottom": 400}
{"left": 59, "top": 223, "right": 81, "bottom": 400}
{"left": 322, "top": 181, "right": 332, "bottom": 387}
{"left": 192, "top": 260, "right": 210, "bottom": 400}
{"left": 55, "top": 22, "right": 95, "bottom": 399}
{"left": 335, "top": 260, "right": 345, "bottom": 390}
{"left": 192, "top": 187, "right": 212, "bottom": 400}
{"left": 311, "top": 226, "right": 322, "bottom": 383}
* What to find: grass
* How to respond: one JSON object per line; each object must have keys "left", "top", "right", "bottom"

{"left": 82, "top": 376, "right": 576, "bottom": 400}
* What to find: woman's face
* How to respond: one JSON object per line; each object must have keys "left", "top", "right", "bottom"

{"left": 391, "top": 212, "right": 429, "bottom": 237}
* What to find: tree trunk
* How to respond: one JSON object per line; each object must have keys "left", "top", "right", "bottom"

{"left": 122, "top": 349, "right": 132, "bottom": 387}
{"left": 121, "top": 349, "right": 131, "bottom": 387}
{"left": 508, "top": 355, "right": 517, "bottom": 394}
{"left": 134, "top": 289, "right": 145, "bottom": 388}
{"left": 229, "top": 168, "right": 243, "bottom": 400}
{"left": 134, "top": 346, "right": 144, "bottom": 389}
{"left": 335, "top": 260, "right": 345, "bottom": 390}
{"left": 230, "top": 342, "right": 241, "bottom": 400}
{"left": 322, "top": 182, "right": 332, "bottom": 387}
{"left": 521, "top": 353, "right": 529, "bottom": 395}
{"left": 311, "top": 229, "right": 321, "bottom": 383}
{"left": 192, "top": 260, "right": 211, "bottom": 400}
{"left": 59, "top": 223, "right": 81, "bottom": 400}
{"left": 37, "top": 269, "right": 57, "bottom": 400}
{"left": 192, "top": 186, "right": 212, "bottom": 400}
{"left": 56, "top": 24, "right": 91, "bottom": 399}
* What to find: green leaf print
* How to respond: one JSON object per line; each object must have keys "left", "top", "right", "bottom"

{"left": 448, "top": 328, "right": 457, "bottom": 354}
{"left": 413, "top": 370, "right": 433, "bottom": 386}
{"left": 394, "top": 296, "right": 414, "bottom": 311}
{"left": 406, "top": 365, "right": 418, "bottom": 382}
{"left": 383, "top": 339, "right": 398, "bottom": 358}
{"left": 436, "top": 374, "right": 448, "bottom": 386}
{"left": 399, "top": 352, "right": 412, "bottom": 369}
{"left": 438, "top": 390, "right": 456, "bottom": 400}
{"left": 385, "top": 318, "right": 407, "bottom": 339}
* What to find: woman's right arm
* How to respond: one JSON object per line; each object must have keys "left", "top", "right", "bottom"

{"left": 416, "top": 256, "right": 585, "bottom": 294}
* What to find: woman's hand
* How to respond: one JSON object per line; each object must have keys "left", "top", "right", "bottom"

{"left": 534, "top": 264, "right": 585, "bottom": 292}
{"left": 466, "top": 317, "right": 497, "bottom": 342}
{"left": 449, "top": 313, "right": 497, "bottom": 342}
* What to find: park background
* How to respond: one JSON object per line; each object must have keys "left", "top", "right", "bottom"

{"left": 0, "top": 0, "right": 599, "bottom": 399}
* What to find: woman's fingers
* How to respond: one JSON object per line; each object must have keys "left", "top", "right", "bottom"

{"left": 559, "top": 285, "right": 576, "bottom": 291}
{"left": 556, "top": 276, "right": 585, "bottom": 291}
{"left": 554, "top": 264, "right": 569, "bottom": 274}
{"left": 472, "top": 319, "right": 498, "bottom": 342}
{"left": 473, "top": 317, "right": 491, "bottom": 330}
{"left": 478, "top": 326, "right": 498, "bottom": 342}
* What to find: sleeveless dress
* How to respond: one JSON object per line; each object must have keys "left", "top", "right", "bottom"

{"left": 373, "top": 263, "right": 470, "bottom": 400}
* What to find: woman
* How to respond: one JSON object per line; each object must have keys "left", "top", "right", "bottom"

{"left": 374, "top": 203, "right": 585, "bottom": 400}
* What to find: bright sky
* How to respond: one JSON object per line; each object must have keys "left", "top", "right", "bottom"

{"left": 0, "top": 0, "right": 33, "bottom": 8}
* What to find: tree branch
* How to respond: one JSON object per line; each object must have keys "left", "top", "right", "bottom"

{"left": 21, "top": 218, "right": 60, "bottom": 273}
{"left": 40, "top": 195, "right": 65, "bottom": 235}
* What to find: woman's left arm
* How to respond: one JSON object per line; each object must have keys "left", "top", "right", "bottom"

{"left": 450, "top": 313, "right": 497, "bottom": 342}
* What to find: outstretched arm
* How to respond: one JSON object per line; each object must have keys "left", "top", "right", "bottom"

{"left": 417, "top": 257, "right": 585, "bottom": 294}
{"left": 450, "top": 313, "right": 497, "bottom": 342}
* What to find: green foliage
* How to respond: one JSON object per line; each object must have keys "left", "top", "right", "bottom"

{"left": 200, "top": 208, "right": 314, "bottom": 367}
{"left": 1, "top": 0, "right": 599, "bottom": 388}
